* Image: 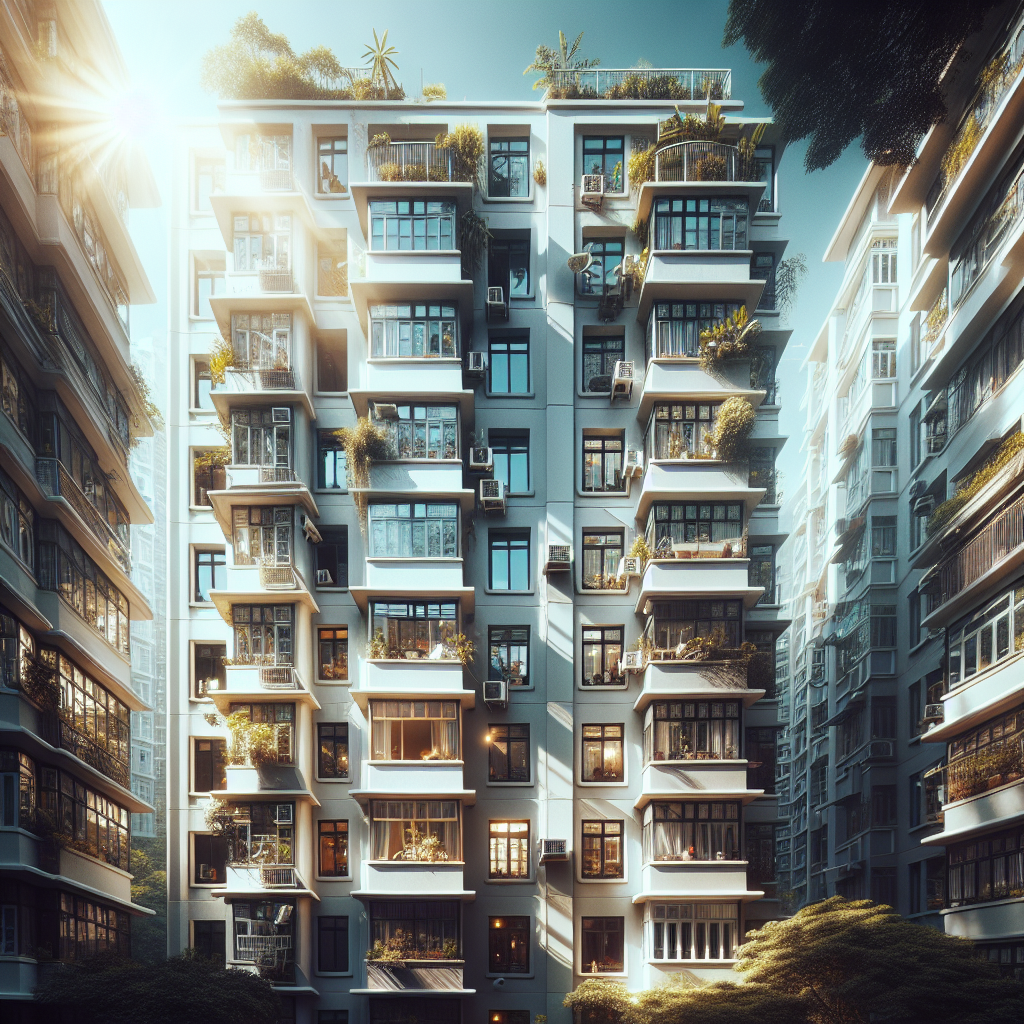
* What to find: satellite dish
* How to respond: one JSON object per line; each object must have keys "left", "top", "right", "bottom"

{"left": 567, "top": 241, "right": 595, "bottom": 275}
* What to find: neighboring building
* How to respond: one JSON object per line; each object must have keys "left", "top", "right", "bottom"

{"left": 783, "top": 2, "right": 1024, "bottom": 973}
{"left": 167, "top": 68, "right": 790, "bottom": 1023}
{"left": 0, "top": 0, "right": 158, "bottom": 1016}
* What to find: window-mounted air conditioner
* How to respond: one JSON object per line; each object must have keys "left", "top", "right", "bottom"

{"left": 271, "top": 407, "right": 291, "bottom": 422}
{"left": 466, "top": 350, "right": 487, "bottom": 377}
{"left": 543, "top": 544, "right": 571, "bottom": 574}
{"left": 469, "top": 447, "right": 494, "bottom": 472}
{"left": 486, "top": 286, "right": 508, "bottom": 322}
{"left": 316, "top": 569, "right": 334, "bottom": 586}
{"left": 273, "top": 804, "right": 294, "bottom": 825}
{"left": 483, "top": 677, "right": 508, "bottom": 708}
{"left": 373, "top": 402, "right": 399, "bottom": 419}
{"left": 480, "top": 478, "right": 507, "bottom": 513}
{"left": 611, "top": 360, "right": 634, "bottom": 400}
{"left": 619, "top": 650, "right": 644, "bottom": 674}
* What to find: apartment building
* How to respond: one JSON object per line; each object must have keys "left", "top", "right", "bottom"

{"left": 167, "top": 66, "right": 790, "bottom": 1024}
{"left": 0, "top": 0, "right": 158, "bottom": 1015}
{"left": 783, "top": 2, "right": 1024, "bottom": 975}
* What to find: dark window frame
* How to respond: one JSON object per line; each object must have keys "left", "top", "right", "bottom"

{"left": 489, "top": 723, "right": 530, "bottom": 782}
{"left": 581, "top": 819, "right": 624, "bottom": 878}
{"left": 489, "top": 530, "right": 531, "bottom": 591}
{"left": 582, "top": 136, "right": 624, "bottom": 191}
{"left": 318, "top": 819, "right": 349, "bottom": 877}
{"left": 317, "top": 627, "right": 349, "bottom": 681}
{"left": 488, "top": 335, "right": 530, "bottom": 395}
{"left": 488, "top": 626, "right": 530, "bottom": 686}
{"left": 582, "top": 433, "right": 625, "bottom": 493}
{"left": 581, "top": 626, "right": 624, "bottom": 686}
{"left": 317, "top": 914, "right": 350, "bottom": 973}
{"left": 489, "top": 137, "right": 530, "bottom": 198}
{"left": 581, "top": 723, "right": 624, "bottom": 783}
{"left": 193, "top": 548, "right": 226, "bottom": 603}
{"left": 580, "top": 915, "right": 624, "bottom": 973}
{"left": 488, "top": 915, "right": 530, "bottom": 974}
{"left": 318, "top": 724, "right": 349, "bottom": 780}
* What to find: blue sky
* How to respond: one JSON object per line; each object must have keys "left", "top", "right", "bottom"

{"left": 103, "top": 0, "right": 867, "bottom": 498}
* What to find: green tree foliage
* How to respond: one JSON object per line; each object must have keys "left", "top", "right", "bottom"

{"left": 724, "top": 0, "right": 1003, "bottom": 169}
{"left": 36, "top": 950, "right": 281, "bottom": 1024}
{"left": 524, "top": 31, "right": 600, "bottom": 92}
{"left": 737, "top": 897, "right": 1024, "bottom": 1024}
{"left": 130, "top": 837, "right": 167, "bottom": 963}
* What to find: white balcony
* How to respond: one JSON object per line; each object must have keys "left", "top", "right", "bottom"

{"left": 351, "top": 659, "right": 474, "bottom": 711}
{"left": 364, "top": 557, "right": 464, "bottom": 592}
{"left": 637, "top": 251, "right": 764, "bottom": 324}
{"left": 361, "top": 958, "right": 470, "bottom": 994}
{"left": 942, "top": 900, "right": 1024, "bottom": 943}
{"left": 635, "top": 558, "right": 763, "bottom": 613}
{"left": 220, "top": 763, "right": 316, "bottom": 802}
{"left": 925, "top": 778, "right": 1024, "bottom": 847}
{"left": 349, "top": 360, "right": 475, "bottom": 427}
{"left": 209, "top": 563, "right": 318, "bottom": 622}
{"left": 923, "top": 652, "right": 1024, "bottom": 742}
{"left": 358, "top": 761, "right": 468, "bottom": 799}
{"left": 358, "top": 860, "right": 469, "bottom": 899}
{"left": 205, "top": 664, "right": 320, "bottom": 713}
{"left": 636, "top": 461, "right": 765, "bottom": 522}
{"left": 363, "top": 251, "right": 462, "bottom": 284}
{"left": 634, "top": 660, "right": 762, "bottom": 713}
{"left": 216, "top": 863, "right": 315, "bottom": 900}
{"left": 635, "top": 761, "right": 759, "bottom": 810}
{"left": 638, "top": 358, "right": 758, "bottom": 421}
{"left": 207, "top": 474, "right": 318, "bottom": 540}
{"left": 636, "top": 862, "right": 760, "bottom": 902}
{"left": 356, "top": 461, "right": 472, "bottom": 507}
{"left": 210, "top": 367, "right": 314, "bottom": 421}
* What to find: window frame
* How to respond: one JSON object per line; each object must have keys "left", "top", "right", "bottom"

{"left": 316, "top": 430, "right": 347, "bottom": 491}
{"left": 582, "top": 136, "right": 624, "bottom": 192}
{"left": 489, "top": 530, "right": 531, "bottom": 592}
{"left": 490, "top": 431, "right": 530, "bottom": 494}
{"left": 582, "top": 334, "right": 625, "bottom": 393}
{"left": 488, "top": 626, "right": 530, "bottom": 688}
{"left": 192, "top": 547, "right": 226, "bottom": 604}
{"left": 317, "top": 724, "right": 349, "bottom": 781}
{"left": 579, "top": 915, "right": 625, "bottom": 974}
{"left": 581, "top": 626, "right": 625, "bottom": 687}
{"left": 581, "top": 530, "right": 625, "bottom": 591}
{"left": 316, "top": 136, "right": 349, "bottom": 195}
{"left": 581, "top": 819, "right": 624, "bottom": 880}
{"left": 317, "top": 627, "right": 349, "bottom": 682}
{"left": 580, "top": 723, "right": 626, "bottom": 785}
{"left": 582, "top": 433, "right": 625, "bottom": 493}
{"left": 488, "top": 819, "right": 531, "bottom": 880}
{"left": 317, "top": 914, "right": 350, "bottom": 974}
{"left": 317, "top": 820, "right": 350, "bottom": 879}
{"left": 488, "top": 915, "right": 531, "bottom": 975}
{"left": 192, "top": 737, "right": 227, "bottom": 794}
{"left": 488, "top": 137, "right": 530, "bottom": 199}
{"left": 488, "top": 723, "right": 531, "bottom": 783}
{"left": 488, "top": 335, "right": 530, "bottom": 395}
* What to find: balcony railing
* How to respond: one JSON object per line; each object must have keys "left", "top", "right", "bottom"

{"left": 653, "top": 141, "right": 739, "bottom": 183}
{"left": 365, "top": 142, "right": 455, "bottom": 183}
{"left": 259, "top": 168, "right": 293, "bottom": 192}
{"left": 37, "top": 712, "right": 131, "bottom": 789}
{"left": 259, "top": 564, "right": 299, "bottom": 590}
{"left": 547, "top": 68, "right": 731, "bottom": 100}
{"left": 260, "top": 467, "right": 297, "bottom": 484}
{"left": 946, "top": 732, "right": 1024, "bottom": 803}
{"left": 35, "top": 459, "right": 131, "bottom": 576}
{"left": 937, "top": 491, "right": 1024, "bottom": 605}
{"left": 225, "top": 367, "right": 296, "bottom": 391}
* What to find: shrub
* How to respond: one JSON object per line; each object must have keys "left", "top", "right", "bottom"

{"left": 605, "top": 73, "right": 690, "bottom": 100}
{"left": 693, "top": 154, "right": 727, "bottom": 181}
{"left": 422, "top": 82, "right": 446, "bottom": 101}
{"left": 628, "top": 144, "right": 656, "bottom": 196}
{"left": 699, "top": 306, "right": 761, "bottom": 372}
{"left": 533, "top": 159, "right": 546, "bottom": 186}
{"left": 377, "top": 162, "right": 403, "bottom": 181}
{"left": 709, "top": 397, "right": 756, "bottom": 462}
{"left": 335, "top": 418, "right": 396, "bottom": 528}
{"left": 208, "top": 336, "right": 235, "bottom": 385}
{"left": 436, "top": 124, "right": 485, "bottom": 184}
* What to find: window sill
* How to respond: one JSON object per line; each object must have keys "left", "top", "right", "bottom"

{"left": 314, "top": 777, "right": 352, "bottom": 785}
{"left": 487, "top": 876, "right": 534, "bottom": 884}
{"left": 482, "top": 195, "right": 534, "bottom": 205}
{"left": 577, "top": 970, "right": 626, "bottom": 979}
{"left": 578, "top": 875, "right": 627, "bottom": 885}
{"left": 312, "top": 390, "right": 351, "bottom": 398}
{"left": 372, "top": 760, "right": 464, "bottom": 767}
{"left": 314, "top": 877, "right": 353, "bottom": 885}
{"left": 316, "top": 678, "right": 352, "bottom": 686}
{"left": 188, "top": 505, "right": 216, "bottom": 513}
{"left": 314, "top": 971, "right": 355, "bottom": 978}
{"left": 189, "top": 602, "right": 215, "bottom": 609}
{"left": 578, "top": 779, "right": 628, "bottom": 788}
{"left": 486, "top": 971, "right": 535, "bottom": 980}
{"left": 647, "top": 759, "right": 745, "bottom": 767}
{"left": 189, "top": 407, "right": 218, "bottom": 415}
{"left": 484, "top": 589, "right": 535, "bottom": 597}
{"left": 313, "top": 191, "right": 352, "bottom": 200}
{"left": 644, "top": 959, "right": 737, "bottom": 968}
{"left": 315, "top": 587, "right": 350, "bottom": 594}
{"left": 484, "top": 392, "right": 536, "bottom": 400}
{"left": 577, "top": 489, "right": 630, "bottom": 499}
{"left": 314, "top": 488, "right": 349, "bottom": 495}
{"left": 579, "top": 684, "right": 627, "bottom": 691}
{"left": 580, "top": 589, "right": 630, "bottom": 596}
{"left": 487, "top": 780, "right": 534, "bottom": 788}
{"left": 367, "top": 248, "right": 461, "bottom": 258}
{"left": 367, "top": 860, "right": 466, "bottom": 867}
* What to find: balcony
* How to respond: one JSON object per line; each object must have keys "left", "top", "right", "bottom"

{"left": 635, "top": 460, "right": 765, "bottom": 522}
{"left": 358, "top": 760, "right": 467, "bottom": 799}
{"left": 205, "top": 664, "right": 319, "bottom": 713}
{"left": 206, "top": 470, "right": 318, "bottom": 540}
{"left": 351, "top": 659, "right": 474, "bottom": 712}
{"left": 37, "top": 710, "right": 132, "bottom": 790}
{"left": 364, "top": 958, "right": 466, "bottom": 992}
{"left": 637, "top": 251, "right": 764, "bottom": 325}
{"left": 634, "top": 556, "right": 763, "bottom": 614}
{"left": 634, "top": 659, "right": 763, "bottom": 712}
{"left": 219, "top": 862, "right": 313, "bottom": 899}
{"left": 209, "top": 562, "right": 318, "bottom": 621}
{"left": 364, "top": 142, "right": 455, "bottom": 183}
{"left": 547, "top": 67, "right": 731, "bottom": 100}
{"left": 637, "top": 861, "right": 760, "bottom": 903}
{"left": 635, "top": 761, "right": 757, "bottom": 810}
{"left": 364, "top": 557, "right": 465, "bottom": 592}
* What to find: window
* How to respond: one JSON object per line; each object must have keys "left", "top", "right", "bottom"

{"left": 488, "top": 627, "right": 529, "bottom": 686}
{"left": 871, "top": 240, "right": 897, "bottom": 283}
{"left": 870, "top": 427, "right": 897, "bottom": 469}
{"left": 370, "top": 901, "right": 458, "bottom": 959}
{"left": 489, "top": 820, "right": 530, "bottom": 878}
{"left": 647, "top": 402, "right": 720, "bottom": 459}
{"left": 368, "top": 503, "right": 458, "bottom": 557}
{"left": 193, "top": 919, "right": 225, "bottom": 964}
{"left": 646, "top": 501, "right": 743, "bottom": 552}
{"left": 318, "top": 821, "right": 349, "bottom": 877}
{"left": 317, "top": 431, "right": 346, "bottom": 489}
{"left": 370, "top": 799, "right": 461, "bottom": 861}
{"left": 56, "top": 894, "right": 130, "bottom": 961}
{"left": 643, "top": 802, "right": 740, "bottom": 862}
{"left": 193, "top": 360, "right": 213, "bottom": 410}
{"left": 317, "top": 137, "right": 348, "bottom": 193}
{"left": 871, "top": 516, "right": 896, "bottom": 557}
{"left": 0, "top": 475, "right": 33, "bottom": 570}
{"left": 0, "top": 903, "right": 14, "bottom": 955}
{"left": 653, "top": 197, "right": 748, "bottom": 251}
{"left": 489, "top": 236, "right": 530, "bottom": 298}
{"left": 230, "top": 408, "right": 291, "bottom": 468}
{"left": 193, "top": 257, "right": 225, "bottom": 318}
{"left": 194, "top": 157, "right": 224, "bottom": 210}
{"left": 370, "top": 200, "right": 456, "bottom": 250}
{"left": 749, "top": 544, "right": 775, "bottom": 601}
{"left": 947, "top": 585, "right": 1024, "bottom": 689}
{"left": 193, "top": 549, "right": 225, "bottom": 602}
{"left": 490, "top": 531, "right": 530, "bottom": 591}
{"left": 582, "top": 820, "right": 623, "bottom": 878}
{"left": 374, "top": 404, "right": 458, "bottom": 460}
{"left": 947, "top": 825, "right": 1024, "bottom": 908}
{"left": 225, "top": 802, "right": 294, "bottom": 865}
{"left": 580, "top": 916, "right": 624, "bottom": 973}
{"left": 646, "top": 598, "right": 743, "bottom": 650}
{"left": 232, "top": 506, "right": 292, "bottom": 565}
{"left": 583, "top": 136, "right": 624, "bottom": 191}
{"left": 318, "top": 628, "right": 348, "bottom": 681}
{"left": 233, "top": 213, "right": 291, "bottom": 271}
{"left": 582, "top": 724, "right": 624, "bottom": 783}
{"left": 910, "top": 315, "right": 923, "bottom": 375}
{"left": 315, "top": 528, "right": 348, "bottom": 588}
{"left": 193, "top": 642, "right": 226, "bottom": 697}
{"left": 317, "top": 240, "right": 348, "bottom": 298}
{"left": 0, "top": 750, "right": 35, "bottom": 829}
{"left": 489, "top": 138, "right": 529, "bottom": 197}
{"left": 752, "top": 253, "right": 776, "bottom": 309}
{"left": 872, "top": 339, "right": 896, "bottom": 378}
{"left": 582, "top": 335, "right": 624, "bottom": 392}
{"left": 648, "top": 301, "right": 742, "bottom": 360}
{"left": 582, "top": 434, "right": 624, "bottom": 492}
{"left": 578, "top": 240, "right": 624, "bottom": 295}
{"left": 38, "top": 770, "right": 130, "bottom": 870}
{"left": 909, "top": 407, "right": 922, "bottom": 469}
{"left": 753, "top": 146, "right": 775, "bottom": 209}
{"left": 909, "top": 592, "right": 922, "bottom": 648}
{"left": 582, "top": 626, "right": 623, "bottom": 686}
{"left": 318, "top": 725, "right": 349, "bottom": 779}
{"left": 317, "top": 916, "right": 349, "bottom": 973}
{"left": 228, "top": 703, "right": 295, "bottom": 763}
{"left": 193, "top": 451, "right": 226, "bottom": 507}
{"left": 233, "top": 900, "right": 294, "bottom": 977}
{"left": 581, "top": 531, "right": 624, "bottom": 591}
{"left": 316, "top": 339, "right": 346, "bottom": 391}
{"left": 370, "top": 700, "right": 460, "bottom": 761}
{"left": 488, "top": 724, "right": 529, "bottom": 782}
{"left": 194, "top": 739, "right": 227, "bottom": 792}
{"left": 232, "top": 605, "right": 293, "bottom": 666}
{"left": 645, "top": 701, "right": 742, "bottom": 762}
{"left": 491, "top": 432, "right": 529, "bottom": 492}
{"left": 370, "top": 600, "right": 457, "bottom": 659}
{"left": 320, "top": 1014, "right": 349, "bottom": 1024}
{"left": 647, "top": 904, "right": 737, "bottom": 962}
{"left": 489, "top": 916, "right": 529, "bottom": 973}
{"left": 231, "top": 312, "right": 292, "bottom": 370}
{"left": 370, "top": 304, "right": 457, "bottom": 358}
{"left": 489, "top": 336, "right": 530, "bottom": 394}
{"left": 193, "top": 832, "right": 228, "bottom": 884}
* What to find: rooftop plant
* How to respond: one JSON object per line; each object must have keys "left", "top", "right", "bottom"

{"left": 422, "top": 82, "right": 446, "bottom": 101}
{"left": 524, "top": 31, "right": 600, "bottom": 94}
{"left": 362, "top": 28, "right": 400, "bottom": 98}
{"left": 436, "top": 124, "right": 485, "bottom": 184}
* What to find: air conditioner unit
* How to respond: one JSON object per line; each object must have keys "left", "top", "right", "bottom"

{"left": 466, "top": 350, "right": 487, "bottom": 377}
{"left": 373, "top": 402, "right": 399, "bottom": 419}
{"left": 543, "top": 544, "right": 571, "bottom": 574}
{"left": 486, "top": 286, "right": 508, "bottom": 322}
{"left": 316, "top": 569, "right": 334, "bottom": 586}
{"left": 479, "top": 478, "right": 507, "bottom": 512}
{"left": 271, "top": 407, "right": 291, "bottom": 422}
{"left": 922, "top": 703, "right": 944, "bottom": 723}
{"left": 580, "top": 174, "right": 606, "bottom": 208}
{"left": 617, "top": 556, "right": 641, "bottom": 578}
{"left": 912, "top": 495, "right": 935, "bottom": 516}
{"left": 625, "top": 449, "right": 644, "bottom": 477}
{"left": 868, "top": 740, "right": 894, "bottom": 759}
{"left": 483, "top": 677, "right": 508, "bottom": 708}
{"left": 611, "top": 360, "right": 634, "bottom": 400}
{"left": 469, "top": 446, "right": 494, "bottom": 471}
{"left": 619, "top": 650, "right": 644, "bottom": 674}
{"left": 539, "top": 838, "right": 569, "bottom": 862}
{"left": 274, "top": 804, "right": 294, "bottom": 825}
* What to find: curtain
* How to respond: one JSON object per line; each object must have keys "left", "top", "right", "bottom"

{"left": 371, "top": 718, "right": 390, "bottom": 760}
{"left": 430, "top": 720, "right": 458, "bottom": 759}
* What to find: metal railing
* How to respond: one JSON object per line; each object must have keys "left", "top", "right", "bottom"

{"left": 259, "top": 666, "right": 299, "bottom": 690}
{"left": 937, "top": 491, "right": 1024, "bottom": 604}
{"left": 40, "top": 713, "right": 131, "bottom": 789}
{"left": 259, "top": 168, "right": 293, "bottom": 191}
{"left": 258, "top": 268, "right": 295, "bottom": 293}
{"left": 654, "top": 141, "right": 739, "bottom": 182}
{"left": 946, "top": 732, "right": 1024, "bottom": 803}
{"left": 259, "top": 564, "right": 298, "bottom": 590}
{"left": 547, "top": 68, "right": 731, "bottom": 100}
{"left": 259, "top": 467, "right": 297, "bottom": 484}
{"left": 365, "top": 142, "right": 454, "bottom": 183}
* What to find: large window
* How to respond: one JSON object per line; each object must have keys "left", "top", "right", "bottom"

{"left": 193, "top": 451, "right": 226, "bottom": 507}
{"left": 872, "top": 338, "right": 896, "bottom": 378}
{"left": 0, "top": 750, "right": 35, "bottom": 829}
{"left": 578, "top": 240, "right": 624, "bottom": 295}
{"left": 647, "top": 301, "right": 744, "bottom": 360}
{"left": 317, "top": 431, "right": 346, "bottom": 489}
{"left": 370, "top": 800, "right": 460, "bottom": 861}
{"left": 489, "top": 138, "right": 529, "bottom": 198}
{"left": 318, "top": 821, "right": 349, "bottom": 877}
{"left": 193, "top": 549, "right": 225, "bottom": 602}
{"left": 490, "top": 531, "right": 530, "bottom": 591}
{"left": 233, "top": 213, "right": 290, "bottom": 271}
{"left": 228, "top": 702, "right": 295, "bottom": 764}
{"left": 489, "top": 627, "right": 529, "bottom": 686}
{"left": 489, "top": 336, "right": 530, "bottom": 394}
{"left": 369, "top": 901, "right": 459, "bottom": 959}
{"left": 370, "top": 600, "right": 457, "bottom": 659}
{"left": 232, "top": 899, "right": 294, "bottom": 978}
{"left": 370, "top": 200, "right": 456, "bottom": 250}
{"left": 489, "top": 820, "right": 530, "bottom": 878}
{"left": 580, "top": 916, "right": 624, "bottom": 973}
{"left": 581, "top": 724, "right": 624, "bottom": 783}
{"left": 491, "top": 432, "right": 529, "bottom": 493}
{"left": 193, "top": 258, "right": 225, "bottom": 318}
{"left": 193, "top": 642, "right": 226, "bottom": 697}
{"left": 317, "top": 137, "right": 348, "bottom": 193}
{"left": 872, "top": 427, "right": 897, "bottom": 466}
{"left": 193, "top": 359, "right": 214, "bottom": 409}
{"left": 643, "top": 701, "right": 742, "bottom": 762}
{"left": 370, "top": 304, "right": 457, "bottom": 358}
{"left": 230, "top": 408, "right": 291, "bottom": 468}
{"left": 947, "top": 583, "right": 1024, "bottom": 690}
{"left": 317, "top": 628, "right": 349, "bottom": 681}
{"left": 647, "top": 402, "right": 720, "bottom": 459}
{"left": 582, "top": 335, "right": 624, "bottom": 392}
{"left": 488, "top": 724, "right": 529, "bottom": 782}
{"left": 194, "top": 739, "right": 227, "bottom": 792}
{"left": 582, "top": 627, "right": 623, "bottom": 686}
{"left": 582, "top": 434, "right": 624, "bottom": 492}
{"left": 228, "top": 802, "right": 294, "bottom": 864}
{"left": 370, "top": 700, "right": 460, "bottom": 761}
{"left": 582, "top": 820, "right": 624, "bottom": 879}
{"left": 318, "top": 724, "right": 349, "bottom": 779}
{"left": 58, "top": 894, "right": 130, "bottom": 961}
{"left": 490, "top": 237, "right": 530, "bottom": 297}
{"left": 646, "top": 502, "right": 743, "bottom": 554}
{"left": 582, "top": 531, "right": 624, "bottom": 591}
{"left": 315, "top": 529, "right": 348, "bottom": 588}
{"left": 583, "top": 136, "right": 624, "bottom": 191}
{"left": 647, "top": 903, "right": 738, "bottom": 961}
{"left": 653, "top": 197, "right": 748, "bottom": 251}
{"left": 947, "top": 703, "right": 1024, "bottom": 803}
{"left": 0, "top": 472, "right": 33, "bottom": 570}
{"left": 232, "top": 605, "right": 293, "bottom": 666}
{"left": 368, "top": 502, "right": 458, "bottom": 558}
{"left": 643, "top": 802, "right": 740, "bottom": 862}
{"left": 193, "top": 919, "right": 225, "bottom": 964}
{"left": 230, "top": 312, "right": 292, "bottom": 371}
{"left": 489, "top": 916, "right": 530, "bottom": 973}
{"left": 318, "top": 916, "right": 349, "bottom": 972}
{"left": 871, "top": 239, "right": 897, "bottom": 283}
{"left": 38, "top": 769, "right": 130, "bottom": 870}
{"left": 375, "top": 404, "right": 458, "bottom": 460}
{"left": 646, "top": 599, "right": 743, "bottom": 650}
{"left": 947, "top": 825, "right": 1024, "bottom": 907}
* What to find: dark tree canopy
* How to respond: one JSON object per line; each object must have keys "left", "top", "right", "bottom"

{"left": 724, "top": 0, "right": 1003, "bottom": 169}
{"left": 36, "top": 950, "right": 281, "bottom": 1024}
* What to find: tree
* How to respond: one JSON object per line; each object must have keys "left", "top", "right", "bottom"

{"left": 737, "top": 897, "right": 1024, "bottom": 1024}
{"left": 524, "top": 31, "right": 600, "bottom": 92}
{"left": 724, "top": 0, "right": 1003, "bottom": 169}
{"left": 36, "top": 950, "right": 281, "bottom": 1024}
{"left": 362, "top": 29, "right": 400, "bottom": 99}
{"left": 130, "top": 837, "right": 167, "bottom": 963}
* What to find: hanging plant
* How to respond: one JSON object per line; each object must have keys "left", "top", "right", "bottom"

{"left": 203, "top": 709, "right": 279, "bottom": 767}
{"left": 533, "top": 159, "right": 546, "bottom": 186}
{"left": 208, "top": 336, "right": 236, "bottom": 385}
{"left": 629, "top": 535, "right": 652, "bottom": 572}
{"left": 708, "top": 396, "right": 756, "bottom": 462}
{"left": 458, "top": 210, "right": 491, "bottom": 278}
{"left": 436, "top": 124, "right": 484, "bottom": 185}
{"left": 699, "top": 306, "right": 761, "bottom": 373}
{"left": 193, "top": 446, "right": 230, "bottom": 469}
{"left": 334, "top": 418, "right": 396, "bottom": 528}
{"left": 628, "top": 144, "right": 656, "bottom": 196}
